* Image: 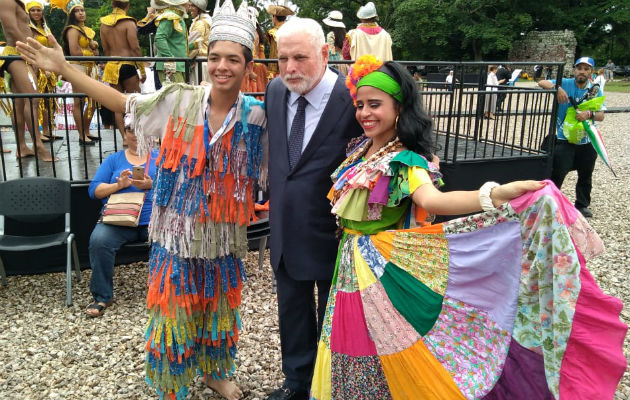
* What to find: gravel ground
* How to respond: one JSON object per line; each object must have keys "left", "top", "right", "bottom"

{"left": 0, "top": 92, "right": 628, "bottom": 400}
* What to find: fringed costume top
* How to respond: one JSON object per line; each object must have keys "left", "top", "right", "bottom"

{"left": 310, "top": 138, "right": 627, "bottom": 400}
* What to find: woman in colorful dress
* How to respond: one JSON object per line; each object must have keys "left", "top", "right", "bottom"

{"left": 310, "top": 55, "right": 627, "bottom": 399}
{"left": 27, "top": 0, "right": 61, "bottom": 142}
{"left": 52, "top": 0, "right": 100, "bottom": 145}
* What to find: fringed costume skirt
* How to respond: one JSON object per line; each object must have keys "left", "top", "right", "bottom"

{"left": 144, "top": 244, "right": 246, "bottom": 400}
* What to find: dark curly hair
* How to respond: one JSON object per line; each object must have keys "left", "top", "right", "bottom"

{"left": 381, "top": 61, "right": 434, "bottom": 160}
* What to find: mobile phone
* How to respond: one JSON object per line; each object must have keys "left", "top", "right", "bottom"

{"left": 132, "top": 166, "right": 145, "bottom": 180}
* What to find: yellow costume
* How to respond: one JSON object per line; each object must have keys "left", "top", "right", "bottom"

{"left": 100, "top": 6, "right": 135, "bottom": 26}
{"left": 62, "top": 23, "right": 98, "bottom": 124}
{"left": 266, "top": 25, "right": 281, "bottom": 78}
{"left": 265, "top": 3, "right": 294, "bottom": 79}
{"left": 100, "top": 7, "right": 145, "bottom": 85}
{"left": 0, "top": 45, "right": 20, "bottom": 75}
{"left": 102, "top": 61, "right": 145, "bottom": 85}
{"left": 63, "top": 24, "right": 98, "bottom": 74}
{"left": 188, "top": 13, "right": 211, "bottom": 59}
{"left": 29, "top": 17, "right": 59, "bottom": 130}
{"left": 0, "top": 46, "right": 19, "bottom": 116}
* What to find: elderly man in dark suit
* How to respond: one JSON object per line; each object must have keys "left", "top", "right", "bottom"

{"left": 264, "top": 16, "right": 362, "bottom": 400}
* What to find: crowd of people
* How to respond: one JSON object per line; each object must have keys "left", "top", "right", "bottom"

{"left": 2, "top": 0, "right": 626, "bottom": 399}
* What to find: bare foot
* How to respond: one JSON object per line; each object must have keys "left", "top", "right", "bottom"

{"left": 37, "top": 147, "right": 59, "bottom": 162}
{"left": 16, "top": 147, "right": 35, "bottom": 159}
{"left": 2, "top": 148, "right": 10, "bottom": 153}
{"left": 206, "top": 378, "right": 243, "bottom": 400}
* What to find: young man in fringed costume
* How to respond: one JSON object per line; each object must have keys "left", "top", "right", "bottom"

{"left": 17, "top": 1, "right": 266, "bottom": 399}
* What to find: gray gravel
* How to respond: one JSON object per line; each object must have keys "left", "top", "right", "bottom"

{"left": 0, "top": 92, "right": 628, "bottom": 400}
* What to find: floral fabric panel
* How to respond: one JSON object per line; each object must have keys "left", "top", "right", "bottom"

{"left": 442, "top": 203, "right": 517, "bottom": 235}
{"left": 567, "top": 213, "right": 604, "bottom": 261}
{"left": 390, "top": 231, "right": 449, "bottom": 295}
{"left": 330, "top": 353, "right": 392, "bottom": 400}
{"left": 356, "top": 235, "right": 387, "bottom": 279}
{"left": 360, "top": 282, "right": 421, "bottom": 355}
{"left": 336, "top": 235, "right": 360, "bottom": 293}
{"left": 423, "top": 297, "right": 511, "bottom": 400}
{"left": 444, "top": 221, "right": 522, "bottom": 333}
{"left": 514, "top": 195, "right": 581, "bottom": 398}
{"left": 320, "top": 286, "right": 338, "bottom": 349}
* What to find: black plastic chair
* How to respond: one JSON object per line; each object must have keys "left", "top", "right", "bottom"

{"left": 247, "top": 213, "right": 275, "bottom": 293}
{"left": 0, "top": 177, "right": 81, "bottom": 306}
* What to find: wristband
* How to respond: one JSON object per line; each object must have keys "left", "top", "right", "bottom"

{"left": 478, "top": 181, "right": 500, "bottom": 212}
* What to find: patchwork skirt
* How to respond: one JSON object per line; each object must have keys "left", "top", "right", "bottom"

{"left": 311, "top": 185, "right": 627, "bottom": 400}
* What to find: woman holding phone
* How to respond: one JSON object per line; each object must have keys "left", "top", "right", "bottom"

{"left": 86, "top": 115, "right": 157, "bottom": 317}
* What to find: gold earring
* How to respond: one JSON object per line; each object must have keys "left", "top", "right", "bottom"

{"left": 395, "top": 115, "right": 399, "bottom": 131}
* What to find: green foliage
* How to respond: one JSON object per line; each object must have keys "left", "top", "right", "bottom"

{"left": 391, "top": 0, "right": 532, "bottom": 60}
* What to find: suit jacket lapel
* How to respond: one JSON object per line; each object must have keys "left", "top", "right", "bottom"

{"left": 290, "top": 72, "right": 353, "bottom": 172}
{"left": 275, "top": 84, "right": 291, "bottom": 171}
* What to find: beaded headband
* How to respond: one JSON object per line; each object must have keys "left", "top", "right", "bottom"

{"left": 209, "top": 0, "right": 256, "bottom": 51}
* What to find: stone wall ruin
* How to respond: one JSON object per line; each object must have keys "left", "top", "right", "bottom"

{"left": 509, "top": 30, "right": 577, "bottom": 77}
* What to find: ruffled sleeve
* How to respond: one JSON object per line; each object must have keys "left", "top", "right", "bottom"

{"left": 388, "top": 150, "right": 443, "bottom": 207}
{"left": 331, "top": 150, "right": 443, "bottom": 232}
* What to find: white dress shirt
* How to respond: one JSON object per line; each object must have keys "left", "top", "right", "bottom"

{"left": 286, "top": 68, "right": 338, "bottom": 153}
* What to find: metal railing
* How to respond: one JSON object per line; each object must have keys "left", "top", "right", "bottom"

{"left": 0, "top": 55, "right": 564, "bottom": 182}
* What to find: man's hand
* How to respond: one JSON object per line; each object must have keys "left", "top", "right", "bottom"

{"left": 556, "top": 87, "right": 569, "bottom": 104}
{"left": 17, "top": 35, "right": 66, "bottom": 75}
{"left": 575, "top": 110, "right": 592, "bottom": 122}
{"left": 490, "top": 180, "right": 547, "bottom": 207}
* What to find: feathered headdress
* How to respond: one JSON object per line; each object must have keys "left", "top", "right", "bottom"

{"left": 50, "top": 0, "right": 83, "bottom": 15}
{"left": 346, "top": 54, "right": 383, "bottom": 103}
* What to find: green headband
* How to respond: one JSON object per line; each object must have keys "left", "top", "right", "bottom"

{"left": 356, "top": 71, "right": 403, "bottom": 103}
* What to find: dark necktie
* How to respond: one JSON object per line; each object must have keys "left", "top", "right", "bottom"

{"left": 288, "top": 96, "right": 307, "bottom": 169}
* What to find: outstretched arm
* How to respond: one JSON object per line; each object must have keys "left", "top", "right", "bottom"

{"left": 538, "top": 79, "right": 569, "bottom": 104}
{"left": 412, "top": 180, "right": 546, "bottom": 216}
{"left": 17, "top": 35, "right": 128, "bottom": 113}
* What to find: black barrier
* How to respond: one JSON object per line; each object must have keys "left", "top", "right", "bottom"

{"left": 0, "top": 56, "right": 566, "bottom": 274}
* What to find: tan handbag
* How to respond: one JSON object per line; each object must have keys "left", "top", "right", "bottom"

{"left": 101, "top": 191, "right": 146, "bottom": 227}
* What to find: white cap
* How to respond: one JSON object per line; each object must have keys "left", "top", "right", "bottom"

{"left": 357, "top": 2, "right": 377, "bottom": 19}
{"left": 189, "top": 0, "right": 208, "bottom": 11}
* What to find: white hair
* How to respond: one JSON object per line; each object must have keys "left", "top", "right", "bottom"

{"left": 276, "top": 17, "right": 325, "bottom": 50}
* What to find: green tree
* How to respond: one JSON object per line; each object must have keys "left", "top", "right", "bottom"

{"left": 391, "top": 0, "right": 532, "bottom": 60}
{"left": 523, "top": 0, "right": 630, "bottom": 65}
